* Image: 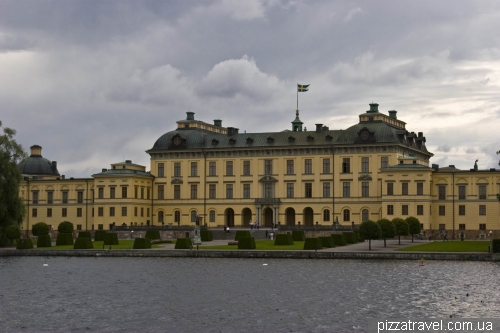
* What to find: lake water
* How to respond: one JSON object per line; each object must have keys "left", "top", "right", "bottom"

{"left": 0, "top": 257, "right": 498, "bottom": 333}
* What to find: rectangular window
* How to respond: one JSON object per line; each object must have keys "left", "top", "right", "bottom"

{"left": 459, "top": 224, "right": 465, "bottom": 230}
{"left": 226, "top": 161, "right": 233, "bottom": 176}
{"left": 402, "top": 205, "right": 408, "bottom": 215}
{"left": 191, "top": 211, "right": 197, "bottom": 222}
{"left": 76, "top": 224, "right": 82, "bottom": 231}
{"left": 478, "top": 185, "right": 487, "bottom": 199}
{"left": 479, "top": 223, "right": 486, "bottom": 230}
{"left": 110, "top": 207, "right": 115, "bottom": 217}
{"left": 32, "top": 191, "right": 39, "bottom": 204}
{"left": 122, "top": 207, "right": 127, "bottom": 216}
{"left": 362, "top": 209, "right": 369, "bottom": 221}
{"left": 98, "top": 187, "right": 104, "bottom": 199}
{"left": 459, "top": 205, "right": 465, "bottom": 215}
{"left": 209, "top": 161, "right": 216, "bottom": 176}
{"left": 264, "top": 183, "right": 273, "bottom": 198}
{"left": 147, "top": 208, "right": 150, "bottom": 217}
{"left": 62, "top": 191, "right": 68, "bottom": 204}
{"left": 158, "top": 185, "right": 164, "bottom": 200}
{"left": 121, "top": 187, "right": 127, "bottom": 199}
{"left": 47, "top": 208, "right": 52, "bottom": 217}
{"left": 361, "top": 157, "right": 369, "bottom": 173}
{"left": 92, "top": 208, "right": 94, "bottom": 217}
{"left": 134, "top": 187, "right": 138, "bottom": 198}
{"left": 265, "top": 160, "right": 273, "bottom": 175}
{"left": 343, "top": 182, "right": 350, "bottom": 198}
{"left": 209, "top": 210, "right": 215, "bottom": 222}
{"left": 147, "top": 188, "right": 150, "bottom": 200}
{"left": 381, "top": 156, "right": 389, "bottom": 168}
{"left": 323, "top": 209, "right": 330, "bottom": 221}
{"left": 439, "top": 205, "right": 445, "bottom": 216}
{"left": 323, "top": 182, "right": 330, "bottom": 198}
{"left": 343, "top": 209, "right": 350, "bottom": 221}
{"left": 342, "top": 158, "right": 350, "bottom": 173}
{"left": 174, "top": 162, "right": 181, "bottom": 177}
{"left": 362, "top": 182, "right": 369, "bottom": 198}
{"left": 158, "top": 163, "right": 164, "bottom": 177}
{"left": 387, "top": 183, "right": 393, "bottom": 195}
{"left": 62, "top": 208, "right": 67, "bottom": 217}
{"left": 479, "top": 205, "right": 486, "bottom": 215}
{"left": 77, "top": 208, "right": 82, "bottom": 217}
{"left": 417, "top": 183, "right": 424, "bottom": 195}
{"left": 47, "top": 191, "right": 53, "bottom": 204}
{"left": 438, "top": 185, "right": 446, "bottom": 200}
{"left": 417, "top": 205, "right": 423, "bottom": 215}
{"left": 305, "top": 183, "right": 312, "bottom": 198}
{"left": 110, "top": 187, "right": 115, "bottom": 199}
{"left": 141, "top": 187, "right": 144, "bottom": 199}
{"left": 286, "top": 160, "right": 294, "bottom": 175}
{"left": 209, "top": 184, "right": 216, "bottom": 199}
{"left": 243, "top": 184, "right": 250, "bottom": 199}
{"left": 458, "top": 185, "right": 466, "bottom": 200}
{"left": 191, "top": 185, "right": 197, "bottom": 199}
{"left": 191, "top": 162, "right": 198, "bottom": 176}
{"left": 174, "top": 185, "right": 180, "bottom": 199}
{"left": 402, "top": 183, "right": 408, "bottom": 195}
{"left": 323, "top": 158, "right": 330, "bottom": 174}
{"left": 98, "top": 207, "right": 104, "bottom": 217}
{"left": 134, "top": 207, "right": 137, "bottom": 217}
{"left": 32, "top": 208, "right": 37, "bottom": 217}
{"left": 226, "top": 184, "right": 233, "bottom": 199}
{"left": 287, "top": 183, "right": 294, "bottom": 198}
{"left": 387, "top": 205, "right": 394, "bottom": 215}
{"left": 305, "top": 159, "right": 312, "bottom": 174}
{"left": 243, "top": 161, "right": 250, "bottom": 176}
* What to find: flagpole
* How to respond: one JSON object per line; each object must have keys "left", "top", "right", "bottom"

{"left": 296, "top": 82, "right": 298, "bottom": 110}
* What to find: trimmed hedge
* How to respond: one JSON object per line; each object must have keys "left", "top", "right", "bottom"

{"left": 235, "top": 230, "right": 251, "bottom": 241}
{"left": 16, "top": 239, "right": 34, "bottom": 249}
{"left": 103, "top": 233, "right": 119, "bottom": 245}
{"left": 175, "top": 238, "right": 192, "bottom": 249}
{"left": 37, "top": 235, "right": 52, "bottom": 248}
{"left": 32, "top": 222, "right": 49, "bottom": 236}
{"left": 331, "top": 234, "right": 347, "bottom": 246}
{"left": 292, "top": 230, "right": 306, "bottom": 241}
{"left": 74, "top": 237, "right": 93, "bottom": 249}
{"left": 238, "top": 237, "right": 256, "bottom": 249}
{"left": 145, "top": 230, "right": 161, "bottom": 240}
{"left": 274, "top": 234, "right": 294, "bottom": 245}
{"left": 78, "top": 231, "right": 91, "bottom": 239}
{"left": 343, "top": 232, "right": 357, "bottom": 244}
{"left": 319, "top": 236, "right": 335, "bottom": 248}
{"left": 303, "top": 238, "right": 323, "bottom": 250}
{"left": 58, "top": 221, "right": 74, "bottom": 233}
{"left": 133, "top": 238, "right": 151, "bottom": 249}
{"left": 201, "top": 230, "right": 213, "bottom": 242}
{"left": 94, "top": 230, "right": 107, "bottom": 241}
{"left": 492, "top": 239, "right": 500, "bottom": 253}
{"left": 56, "top": 233, "right": 74, "bottom": 246}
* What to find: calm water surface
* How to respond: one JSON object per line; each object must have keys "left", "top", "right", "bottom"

{"left": 0, "top": 257, "right": 498, "bottom": 333}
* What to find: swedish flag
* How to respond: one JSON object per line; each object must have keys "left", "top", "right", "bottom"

{"left": 297, "top": 84, "right": 310, "bottom": 92}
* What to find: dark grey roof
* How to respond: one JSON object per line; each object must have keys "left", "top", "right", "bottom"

{"left": 92, "top": 169, "right": 154, "bottom": 177}
{"left": 381, "top": 164, "right": 432, "bottom": 170}
{"left": 18, "top": 156, "right": 60, "bottom": 176}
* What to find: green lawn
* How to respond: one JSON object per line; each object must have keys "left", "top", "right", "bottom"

{"left": 34, "top": 240, "right": 163, "bottom": 250}
{"left": 199, "top": 240, "right": 306, "bottom": 250}
{"left": 397, "top": 241, "right": 490, "bottom": 252}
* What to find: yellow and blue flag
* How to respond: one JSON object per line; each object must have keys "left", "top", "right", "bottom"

{"left": 297, "top": 84, "right": 310, "bottom": 92}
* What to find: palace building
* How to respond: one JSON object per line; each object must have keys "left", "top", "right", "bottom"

{"left": 18, "top": 103, "right": 500, "bottom": 237}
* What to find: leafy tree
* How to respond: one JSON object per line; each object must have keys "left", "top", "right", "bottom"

{"left": 5, "top": 224, "right": 21, "bottom": 246}
{"left": 0, "top": 121, "right": 27, "bottom": 246}
{"left": 406, "top": 216, "right": 421, "bottom": 242}
{"left": 32, "top": 222, "right": 50, "bottom": 237}
{"left": 359, "top": 220, "right": 381, "bottom": 250}
{"left": 377, "top": 218, "right": 396, "bottom": 247}
{"left": 58, "top": 221, "right": 74, "bottom": 234}
{"left": 392, "top": 218, "right": 409, "bottom": 245}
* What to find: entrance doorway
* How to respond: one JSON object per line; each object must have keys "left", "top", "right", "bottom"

{"left": 225, "top": 208, "right": 235, "bottom": 227}
{"left": 264, "top": 207, "right": 273, "bottom": 227}
{"left": 242, "top": 208, "right": 252, "bottom": 227}
{"left": 285, "top": 208, "right": 295, "bottom": 226}
{"left": 303, "top": 207, "right": 314, "bottom": 226}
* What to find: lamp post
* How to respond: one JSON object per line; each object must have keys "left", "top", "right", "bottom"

{"left": 298, "top": 221, "right": 301, "bottom": 229}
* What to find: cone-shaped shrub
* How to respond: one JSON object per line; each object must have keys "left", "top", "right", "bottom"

{"left": 145, "top": 230, "right": 161, "bottom": 240}
{"left": 58, "top": 221, "right": 74, "bottom": 233}
{"left": 94, "top": 230, "right": 107, "bottom": 241}
{"left": 274, "top": 234, "right": 294, "bottom": 245}
{"left": 78, "top": 231, "right": 91, "bottom": 239}
{"left": 133, "top": 238, "right": 151, "bottom": 249}
{"left": 201, "top": 230, "right": 213, "bottom": 241}
{"left": 235, "top": 230, "right": 251, "bottom": 241}
{"left": 103, "top": 233, "right": 119, "bottom": 245}
{"left": 16, "top": 239, "right": 33, "bottom": 249}
{"left": 37, "top": 234, "right": 52, "bottom": 248}
{"left": 331, "top": 234, "right": 347, "bottom": 246}
{"left": 56, "top": 233, "right": 74, "bottom": 246}
{"left": 303, "top": 238, "right": 323, "bottom": 250}
{"left": 292, "top": 230, "right": 306, "bottom": 241}
{"left": 238, "top": 237, "right": 256, "bottom": 249}
{"left": 319, "top": 236, "right": 335, "bottom": 248}
{"left": 32, "top": 222, "right": 49, "bottom": 237}
{"left": 74, "top": 238, "right": 93, "bottom": 249}
{"left": 175, "top": 238, "right": 192, "bottom": 249}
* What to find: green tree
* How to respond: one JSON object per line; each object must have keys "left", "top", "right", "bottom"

{"left": 58, "top": 221, "right": 74, "bottom": 233}
{"left": 377, "top": 218, "right": 396, "bottom": 247}
{"left": 5, "top": 224, "right": 21, "bottom": 246}
{"left": 392, "top": 218, "right": 409, "bottom": 245}
{"left": 406, "top": 216, "right": 421, "bottom": 242}
{"left": 0, "top": 121, "right": 27, "bottom": 247}
{"left": 359, "top": 220, "right": 381, "bottom": 250}
{"left": 32, "top": 222, "right": 50, "bottom": 237}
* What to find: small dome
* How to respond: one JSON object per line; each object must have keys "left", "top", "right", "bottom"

{"left": 17, "top": 145, "right": 60, "bottom": 177}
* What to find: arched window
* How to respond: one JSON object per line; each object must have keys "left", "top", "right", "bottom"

{"left": 343, "top": 209, "right": 350, "bottom": 221}
{"left": 323, "top": 209, "right": 330, "bottom": 221}
{"left": 174, "top": 211, "right": 180, "bottom": 223}
{"left": 209, "top": 210, "right": 216, "bottom": 222}
{"left": 191, "top": 210, "right": 197, "bottom": 222}
{"left": 362, "top": 209, "right": 369, "bottom": 222}
{"left": 158, "top": 211, "right": 164, "bottom": 223}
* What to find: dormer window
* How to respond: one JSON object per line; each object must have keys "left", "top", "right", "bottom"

{"left": 307, "top": 135, "right": 314, "bottom": 142}
{"left": 288, "top": 136, "right": 295, "bottom": 143}
{"left": 246, "top": 137, "right": 254, "bottom": 144}
{"left": 229, "top": 138, "right": 236, "bottom": 145}
{"left": 325, "top": 134, "right": 333, "bottom": 141}
{"left": 267, "top": 137, "right": 275, "bottom": 144}
{"left": 212, "top": 139, "right": 219, "bottom": 146}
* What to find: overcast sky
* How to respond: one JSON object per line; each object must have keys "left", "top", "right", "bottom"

{"left": 2, "top": 0, "right": 500, "bottom": 177}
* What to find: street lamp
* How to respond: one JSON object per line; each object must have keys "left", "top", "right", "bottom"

{"left": 298, "top": 221, "right": 301, "bottom": 229}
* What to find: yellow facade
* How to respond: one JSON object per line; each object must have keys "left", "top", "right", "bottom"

{"left": 18, "top": 104, "right": 500, "bottom": 237}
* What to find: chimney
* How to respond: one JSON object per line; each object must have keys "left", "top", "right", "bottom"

{"left": 418, "top": 132, "right": 423, "bottom": 137}
{"left": 186, "top": 112, "right": 195, "bottom": 121}
{"left": 125, "top": 160, "right": 132, "bottom": 164}
{"left": 388, "top": 110, "right": 397, "bottom": 119}
{"left": 51, "top": 161, "right": 57, "bottom": 171}
{"left": 214, "top": 119, "right": 222, "bottom": 127}
{"left": 315, "top": 124, "right": 323, "bottom": 133}
{"left": 102, "top": 168, "right": 107, "bottom": 172}
{"left": 432, "top": 164, "right": 439, "bottom": 171}
{"left": 322, "top": 126, "right": 329, "bottom": 131}
{"left": 367, "top": 103, "right": 379, "bottom": 113}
